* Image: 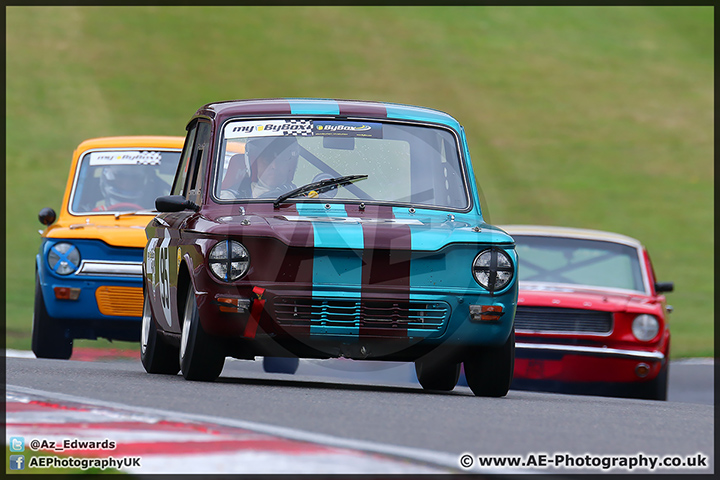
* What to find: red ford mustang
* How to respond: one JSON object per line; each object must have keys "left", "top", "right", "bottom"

{"left": 502, "top": 225, "right": 673, "bottom": 400}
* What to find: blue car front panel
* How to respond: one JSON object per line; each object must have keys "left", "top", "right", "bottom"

{"left": 37, "top": 238, "right": 144, "bottom": 324}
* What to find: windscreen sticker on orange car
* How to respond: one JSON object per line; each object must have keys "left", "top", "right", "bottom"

{"left": 88, "top": 151, "right": 162, "bottom": 166}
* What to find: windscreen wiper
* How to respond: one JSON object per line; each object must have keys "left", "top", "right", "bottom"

{"left": 274, "top": 175, "right": 368, "bottom": 208}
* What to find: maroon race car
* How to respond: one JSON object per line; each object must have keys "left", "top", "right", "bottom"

{"left": 139, "top": 98, "right": 519, "bottom": 397}
{"left": 502, "top": 225, "right": 673, "bottom": 400}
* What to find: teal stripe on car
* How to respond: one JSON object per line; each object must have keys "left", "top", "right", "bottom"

{"left": 295, "top": 203, "right": 363, "bottom": 336}
{"left": 289, "top": 99, "right": 340, "bottom": 115}
{"left": 393, "top": 207, "right": 516, "bottom": 295}
{"left": 385, "top": 105, "right": 461, "bottom": 130}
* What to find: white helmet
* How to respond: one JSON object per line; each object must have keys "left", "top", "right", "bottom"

{"left": 99, "top": 165, "right": 148, "bottom": 205}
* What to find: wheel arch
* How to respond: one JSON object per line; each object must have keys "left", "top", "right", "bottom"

{"left": 176, "top": 259, "right": 192, "bottom": 323}
{"left": 36, "top": 252, "right": 47, "bottom": 286}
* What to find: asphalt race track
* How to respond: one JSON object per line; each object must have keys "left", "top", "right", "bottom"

{"left": 5, "top": 355, "right": 714, "bottom": 474}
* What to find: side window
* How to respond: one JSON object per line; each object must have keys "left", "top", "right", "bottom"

{"left": 172, "top": 122, "right": 198, "bottom": 196}
{"left": 186, "top": 121, "right": 212, "bottom": 204}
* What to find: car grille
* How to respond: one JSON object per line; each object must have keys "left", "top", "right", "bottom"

{"left": 273, "top": 297, "right": 450, "bottom": 333}
{"left": 95, "top": 286, "right": 143, "bottom": 317}
{"left": 514, "top": 306, "right": 613, "bottom": 334}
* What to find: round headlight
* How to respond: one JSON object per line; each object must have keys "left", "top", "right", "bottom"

{"left": 632, "top": 314, "right": 660, "bottom": 341}
{"left": 47, "top": 242, "right": 81, "bottom": 275}
{"left": 208, "top": 240, "right": 250, "bottom": 282}
{"left": 472, "top": 248, "right": 514, "bottom": 292}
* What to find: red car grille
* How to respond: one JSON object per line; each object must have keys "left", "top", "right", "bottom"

{"left": 514, "top": 306, "right": 613, "bottom": 334}
{"left": 272, "top": 297, "right": 449, "bottom": 332}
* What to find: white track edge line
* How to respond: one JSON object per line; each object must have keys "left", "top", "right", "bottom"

{"left": 8, "top": 384, "right": 536, "bottom": 474}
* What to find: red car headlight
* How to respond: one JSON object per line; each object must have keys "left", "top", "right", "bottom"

{"left": 631, "top": 314, "right": 660, "bottom": 341}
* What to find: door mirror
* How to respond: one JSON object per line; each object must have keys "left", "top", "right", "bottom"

{"left": 155, "top": 195, "right": 200, "bottom": 213}
{"left": 38, "top": 207, "right": 57, "bottom": 226}
{"left": 655, "top": 282, "right": 674, "bottom": 293}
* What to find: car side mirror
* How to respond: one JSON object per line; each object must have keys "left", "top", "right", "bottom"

{"left": 155, "top": 195, "right": 200, "bottom": 213}
{"left": 38, "top": 207, "right": 57, "bottom": 226}
{"left": 655, "top": 282, "right": 674, "bottom": 293}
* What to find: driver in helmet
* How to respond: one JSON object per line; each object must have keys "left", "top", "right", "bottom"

{"left": 97, "top": 165, "right": 156, "bottom": 210}
{"left": 228, "top": 136, "right": 300, "bottom": 199}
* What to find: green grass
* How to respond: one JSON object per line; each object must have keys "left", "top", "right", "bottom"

{"left": 6, "top": 6, "right": 713, "bottom": 358}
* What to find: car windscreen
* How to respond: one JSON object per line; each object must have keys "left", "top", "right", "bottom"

{"left": 513, "top": 235, "right": 645, "bottom": 293}
{"left": 213, "top": 119, "right": 469, "bottom": 210}
{"left": 70, "top": 149, "right": 182, "bottom": 214}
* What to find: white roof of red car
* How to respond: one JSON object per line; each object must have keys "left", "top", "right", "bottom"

{"left": 499, "top": 225, "right": 643, "bottom": 249}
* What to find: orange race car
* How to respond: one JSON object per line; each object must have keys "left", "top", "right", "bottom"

{"left": 33, "top": 136, "right": 183, "bottom": 359}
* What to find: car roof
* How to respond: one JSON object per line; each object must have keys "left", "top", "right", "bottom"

{"left": 192, "top": 98, "right": 462, "bottom": 130}
{"left": 499, "top": 225, "right": 644, "bottom": 249}
{"left": 75, "top": 135, "right": 185, "bottom": 151}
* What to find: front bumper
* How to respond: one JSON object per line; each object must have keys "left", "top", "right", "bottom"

{"left": 514, "top": 342, "right": 666, "bottom": 383}
{"left": 36, "top": 248, "right": 143, "bottom": 329}
{"left": 197, "top": 283, "right": 517, "bottom": 357}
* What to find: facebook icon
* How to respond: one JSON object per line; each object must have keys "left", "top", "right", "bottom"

{"left": 9, "top": 455, "right": 25, "bottom": 470}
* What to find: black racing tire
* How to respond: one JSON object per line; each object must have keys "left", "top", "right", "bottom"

{"left": 179, "top": 287, "right": 225, "bottom": 381}
{"left": 631, "top": 363, "right": 668, "bottom": 401}
{"left": 634, "top": 349, "right": 669, "bottom": 401}
{"left": 31, "top": 274, "right": 72, "bottom": 360}
{"left": 263, "top": 356, "right": 300, "bottom": 374}
{"left": 645, "top": 360, "right": 669, "bottom": 401}
{"left": 464, "top": 327, "right": 515, "bottom": 397}
{"left": 140, "top": 291, "right": 180, "bottom": 375}
{"left": 415, "top": 358, "right": 461, "bottom": 391}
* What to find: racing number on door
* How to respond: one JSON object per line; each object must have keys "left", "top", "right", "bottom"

{"left": 157, "top": 235, "right": 173, "bottom": 327}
